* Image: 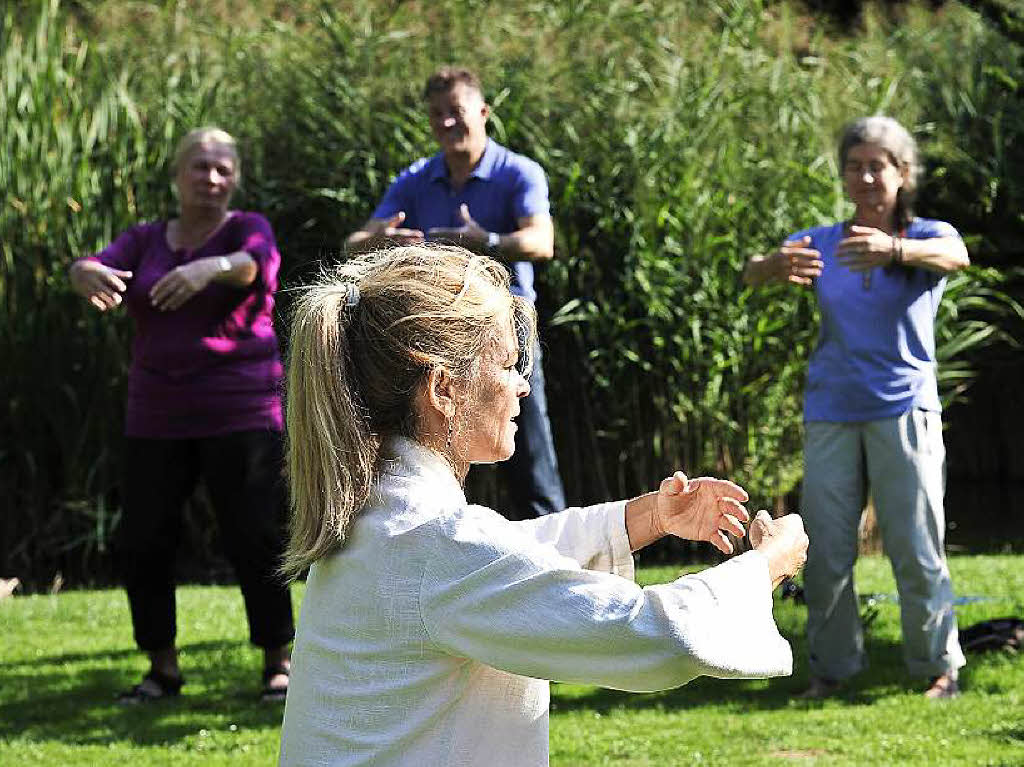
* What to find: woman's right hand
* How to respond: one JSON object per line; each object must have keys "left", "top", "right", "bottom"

{"left": 745, "top": 237, "right": 823, "bottom": 286}
{"left": 69, "top": 260, "right": 132, "bottom": 311}
{"left": 748, "top": 510, "right": 808, "bottom": 589}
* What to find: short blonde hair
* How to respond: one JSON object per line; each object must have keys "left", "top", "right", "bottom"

{"left": 172, "top": 126, "right": 241, "bottom": 180}
{"left": 281, "top": 245, "right": 536, "bottom": 579}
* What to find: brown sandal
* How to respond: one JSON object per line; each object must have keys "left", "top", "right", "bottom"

{"left": 924, "top": 673, "right": 959, "bottom": 699}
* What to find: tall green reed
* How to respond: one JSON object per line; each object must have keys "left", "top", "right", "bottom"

{"left": 2, "top": 0, "right": 1021, "bottom": 585}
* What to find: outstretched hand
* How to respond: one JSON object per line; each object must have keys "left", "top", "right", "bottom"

{"left": 427, "top": 203, "right": 489, "bottom": 246}
{"left": 379, "top": 211, "right": 424, "bottom": 245}
{"left": 770, "top": 236, "right": 823, "bottom": 286}
{"left": 654, "top": 472, "right": 750, "bottom": 554}
{"left": 149, "top": 258, "right": 222, "bottom": 311}
{"left": 70, "top": 260, "right": 133, "bottom": 312}
{"left": 834, "top": 225, "right": 896, "bottom": 271}
{"left": 748, "top": 510, "right": 808, "bottom": 588}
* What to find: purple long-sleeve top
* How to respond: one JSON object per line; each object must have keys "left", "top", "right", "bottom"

{"left": 80, "top": 211, "right": 284, "bottom": 438}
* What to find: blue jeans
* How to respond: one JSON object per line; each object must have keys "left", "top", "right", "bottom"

{"left": 497, "top": 341, "right": 566, "bottom": 519}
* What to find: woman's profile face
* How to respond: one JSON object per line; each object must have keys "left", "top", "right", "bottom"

{"left": 175, "top": 141, "right": 238, "bottom": 211}
{"left": 458, "top": 319, "right": 530, "bottom": 466}
{"left": 842, "top": 142, "right": 904, "bottom": 220}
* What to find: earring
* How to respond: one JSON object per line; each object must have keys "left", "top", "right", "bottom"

{"left": 445, "top": 413, "right": 454, "bottom": 453}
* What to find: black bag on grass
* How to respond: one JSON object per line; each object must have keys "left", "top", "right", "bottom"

{"left": 959, "top": 617, "right": 1024, "bottom": 653}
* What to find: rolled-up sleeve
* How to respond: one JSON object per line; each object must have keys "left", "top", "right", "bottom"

{"left": 419, "top": 511, "right": 792, "bottom": 693}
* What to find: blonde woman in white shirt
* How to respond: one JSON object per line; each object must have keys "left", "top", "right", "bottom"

{"left": 278, "top": 245, "right": 808, "bottom": 767}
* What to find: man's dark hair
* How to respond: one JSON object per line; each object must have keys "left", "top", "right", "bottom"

{"left": 422, "top": 66, "right": 484, "bottom": 100}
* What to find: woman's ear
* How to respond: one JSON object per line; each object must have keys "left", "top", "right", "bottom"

{"left": 425, "top": 365, "right": 457, "bottom": 419}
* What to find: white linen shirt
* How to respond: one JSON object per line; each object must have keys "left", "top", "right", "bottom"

{"left": 279, "top": 437, "right": 793, "bottom": 767}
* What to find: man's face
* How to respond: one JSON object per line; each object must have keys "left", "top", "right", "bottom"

{"left": 427, "top": 83, "right": 489, "bottom": 156}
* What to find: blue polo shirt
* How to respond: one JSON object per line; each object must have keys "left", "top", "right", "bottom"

{"left": 792, "top": 218, "right": 960, "bottom": 422}
{"left": 372, "top": 139, "right": 550, "bottom": 302}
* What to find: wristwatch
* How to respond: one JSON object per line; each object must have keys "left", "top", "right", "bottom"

{"left": 486, "top": 231, "right": 500, "bottom": 250}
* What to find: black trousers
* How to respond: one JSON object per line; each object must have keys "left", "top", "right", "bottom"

{"left": 118, "top": 430, "right": 295, "bottom": 651}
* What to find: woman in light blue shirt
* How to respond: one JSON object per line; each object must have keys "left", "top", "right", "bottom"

{"left": 745, "top": 116, "right": 970, "bottom": 699}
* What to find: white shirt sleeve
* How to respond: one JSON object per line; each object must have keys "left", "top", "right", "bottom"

{"left": 511, "top": 501, "right": 634, "bottom": 579}
{"left": 419, "top": 510, "right": 792, "bottom": 693}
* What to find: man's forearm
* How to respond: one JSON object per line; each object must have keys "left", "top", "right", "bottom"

{"left": 492, "top": 226, "right": 554, "bottom": 262}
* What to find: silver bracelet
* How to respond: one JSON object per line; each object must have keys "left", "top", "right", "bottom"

{"left": 218, "top": 256, "right": 232, "bottom": 273}
{"left": 486, "top": 231, "right": 500, "bottom": 250}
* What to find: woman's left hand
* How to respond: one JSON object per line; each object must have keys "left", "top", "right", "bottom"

{"left": 150, "top": 259, "right": 220, "bottom": 311}
{"left": 654, "top": 472, "right": 750, "bottom": 554}
{"left": 835, "top": 225, "right": 896, "bottom": 272}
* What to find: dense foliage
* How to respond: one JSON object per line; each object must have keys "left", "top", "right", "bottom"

{"left": 2, "top": 0, "right": 1021, "bottom": 587}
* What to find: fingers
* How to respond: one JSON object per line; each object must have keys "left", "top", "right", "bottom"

{"left": 427, "top": 226, "right": 460, "bottom": 238}
{"left": 688, "top": 476, "right": 749, "bottom": 503}
{"left": 848, "top": 225, "right": 878, "bottom": 236}
{"left": 719, "top": 497, "right": 750, "bottom": 526}
{"left": 776, "top": 239, "right": 822, "bottom": 284}
{"left": 747, "top": 509, "right": 772, "bottom": 548}
{"left": 659, "top": 471, "right": 688, "bottom": 496}
{"left": 459, "top": 203, "right": 477, "bottom": 226}
{"left": 104, "top": 272, "right": 129, "bottom": 293}
{"left": 393, "top": 227, "right": 424, "bottom": 239}
{"left": 719, "top": 510, "right": 747, "bottom": 539}
{"left": 150, "top": 273, "right": 190, "bottom": 310}
{"left": 710, "top": 530, "right": 734, "bottom": 555}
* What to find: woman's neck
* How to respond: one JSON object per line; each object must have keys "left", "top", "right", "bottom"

{"left": 852, "top": 205, "right": 897, "bottom": 234}
{"left": 173, "top": 206, "right": 231, "bottom": 248}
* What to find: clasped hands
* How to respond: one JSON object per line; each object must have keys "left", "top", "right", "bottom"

{"left": 652, "top": 472, "right": 808, "bottom": 588}
{"left": 377, "top": 204, "right": 490, "bottom": 247}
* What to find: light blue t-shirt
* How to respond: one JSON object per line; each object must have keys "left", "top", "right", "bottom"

{"left": 793, "top": 218, "right": 960, "bottom": 422}
{"left": 372, "top": 139, "right": 550, "bottom": 303}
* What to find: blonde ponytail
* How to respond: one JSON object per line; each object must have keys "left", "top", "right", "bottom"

{"left": 280, "top": 282, "right": 377, "bottom": 580}
{"left": 280, "top": 245, "right": 536, "bottom": 581}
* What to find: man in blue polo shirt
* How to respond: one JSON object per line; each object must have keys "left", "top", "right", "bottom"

{"left": 347, "top": 66, "right": 566, "bottom": 519}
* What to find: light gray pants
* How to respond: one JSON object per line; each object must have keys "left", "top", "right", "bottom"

{"left": 801, "top": 410, "right": 966, "bottom": 681}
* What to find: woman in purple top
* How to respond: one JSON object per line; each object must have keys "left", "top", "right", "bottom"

{"left": 69, "top": 127, "right": 294, "bottom": 703}
{"left": 743, "top": 116, "right": 970, "bottom": 699}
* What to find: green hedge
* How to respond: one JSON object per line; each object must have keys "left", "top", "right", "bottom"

{"left": 2, "top": 0, "right": 1021, "bottom": 587}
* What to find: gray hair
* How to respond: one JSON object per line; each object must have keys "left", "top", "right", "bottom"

{"left": 838, "top": 116, "right": 920, "bottom": 228}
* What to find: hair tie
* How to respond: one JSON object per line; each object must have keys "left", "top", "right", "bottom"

{"left": 345, "top": 283, "right": 361, "bottom": 309}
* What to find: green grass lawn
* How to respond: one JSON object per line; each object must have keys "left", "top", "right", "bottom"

{"left": 2, "top": 555, "right": 1022, "bottom": 765}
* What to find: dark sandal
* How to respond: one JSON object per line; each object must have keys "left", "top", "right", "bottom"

{"left": 261, "top": 663, "right": 290, "bottom": 702}
{"left": 117, "top": 669, "right": 184, "bottom": 704}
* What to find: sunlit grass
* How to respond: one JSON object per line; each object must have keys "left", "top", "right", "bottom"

{"left": 2, "top": 556, "right": 1022, "bottom": 765}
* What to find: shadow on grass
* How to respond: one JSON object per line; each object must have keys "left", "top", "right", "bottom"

{"left": 0, "top": 639, "right": 285, "bottom": 746}
{"left": 550, "top": 633, "right": 954, "bottom": 714}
